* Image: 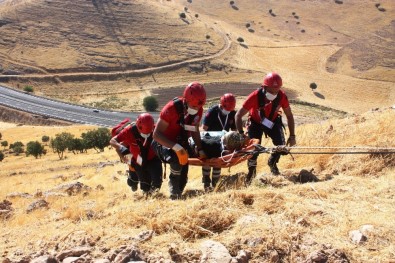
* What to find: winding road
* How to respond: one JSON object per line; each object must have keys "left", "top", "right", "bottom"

{"left": 0, "top": 85, "right": 155, "bottom": 127}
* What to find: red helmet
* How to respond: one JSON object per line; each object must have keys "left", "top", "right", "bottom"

{"left": 183, "top": 82, "right": 206, "bottom": 108}
{"left": 136, "top": 113, "right": 154, "bottom": 134}
{"left": 263, "top": 72, "right": 282, "bottom": 89}
{"left": 220, "top": 93, "right": 236, "bottom": 111}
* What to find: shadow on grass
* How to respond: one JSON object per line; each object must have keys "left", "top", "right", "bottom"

{"left": 313, "top": 91, "right": 325, "bottom": 99}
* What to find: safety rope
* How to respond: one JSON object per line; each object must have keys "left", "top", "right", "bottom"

{"left": 252, "top": 144, "right": 395, "bottom": 155}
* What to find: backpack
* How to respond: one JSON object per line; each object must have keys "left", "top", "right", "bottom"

{"left": 111, "top": 118, "right": 132, "bottom": 137}
{"left": 112, "top": 118, "right": 152, "bottom": 166}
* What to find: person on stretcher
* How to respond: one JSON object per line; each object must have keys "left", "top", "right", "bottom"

{"left": 190, "top": 131, "right": 245, "bottom": 159}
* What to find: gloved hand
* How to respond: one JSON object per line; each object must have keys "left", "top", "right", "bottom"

{"left": 119, "top": 145, "right": 130, "bottom": 155}
{"left": 172, "top": 143, "right": 189, "bottom": 165}
{"left": 286, "top": 135, "right": 296, "bottom": 147}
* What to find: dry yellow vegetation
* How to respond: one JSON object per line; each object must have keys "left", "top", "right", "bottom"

{"left": 0, "top": 108, "right": 394, "bottom": 262}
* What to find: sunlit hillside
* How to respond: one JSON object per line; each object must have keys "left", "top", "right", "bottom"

{"left": 0, "top": 108, "right": 394, "bottom": 262}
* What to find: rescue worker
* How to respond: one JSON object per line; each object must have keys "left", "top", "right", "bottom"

{"left": 153, "top": 82, "right": 207, "bottom": 200}
{"left": 110, "top": 113, "right": 163, "bottom": 194}
{"left": 201, "top": 93, "right": 237, "bottom": 191}
{"left": 235, "top": 72, "right": 296, "bottom": 184}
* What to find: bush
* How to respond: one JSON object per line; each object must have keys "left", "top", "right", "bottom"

{"left": 26, "top": 141, "right": 45, "bottom": 158}
{"left": 0, "top": 132, "right": 2, "bottom": 140}
{"left": 195, "top": 14, "right": 199, "bottom": 18}
{"left": 143, "top": 96, "right": 159, "bottom": 112}
{"left": 42, "top": 135, "right": 50, "bottom": 144}
{"left": 50, "top": 132, "right": 74, "bottom": 159}
{"left": 310, "top": 82, "right": 318, "bottom": 90}
{"left": 1, "top": 141, "right": 8, "bottom": 149}
{"left": 179, "top": 12, "right": 186, "bottom": 19}
{"left": 230, "top": 1, "right": 234, "bottom": 5}
{"left": 245, "top": 23, "right": 250, "bottom": 28}
{"left": 24, "top": 86, "right": 34, "bottom": 92}
{"left": 0, "top": 151, "right": 4, "bottom": 162}
{"left": 206, "top": 35, "right": 211, "bottom": 39}
{"left": 81, "top": 128, "right": 111, "bottom": 153}
{"left": 237, "top": 37, "right": 244, "bottom": 43}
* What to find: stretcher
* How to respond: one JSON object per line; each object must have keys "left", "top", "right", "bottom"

{"left": 188, "top": 138, "right": 261, "bottom": 168}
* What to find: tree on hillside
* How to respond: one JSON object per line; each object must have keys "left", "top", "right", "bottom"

{"left": 50, "top": 132, "right": 74, "bottom": 159}
{"left": 82, "top": 128, "right": 111, "bottom": 153}
{"left": 42, "top": 135, "right": 50, "bottom": 145}
{"left": 0, "top": 151, "right": 4, "bottom": 162}
{"left": 143, "top": 96, "right": 158, "bottom": 111}
{"left": 1, "top": 141, "right": 8, "bottom": 150}
{"left": 10, "top": 141, "right": 24, "bottom": 156}
{"left": 26, "top": 141, "right": 45, "bottom": 159}
{"left": 0, "top": 132, "right": 2, "bottom": 140}
{"left": 68, "top": 138, "right": 87, "bottom": 154}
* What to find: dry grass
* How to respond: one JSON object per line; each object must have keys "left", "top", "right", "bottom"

{"left": 1, "top": 109, "right": 394, "bottom": 261}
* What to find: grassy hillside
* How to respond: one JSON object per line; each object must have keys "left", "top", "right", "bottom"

{"left": 0, "top": 108, "right": 394, "bottom": 262}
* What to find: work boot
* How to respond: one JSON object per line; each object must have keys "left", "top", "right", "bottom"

{"left": 170, "top": 194, "right": 181, "bottom": 200}
{"left": 268, "top": 154, "right": 281, "bottom": 175}
{"left": 203, "top": 175, "right": 212, "bottom": 192}
{"left": 245, "top": 167, "right": 256, "bottom": 186}
{"left": 268, "top": 163, "right": 280, "bottom": 175}
{"left": 130, "top": 184, "right": 138, "bottom": 192}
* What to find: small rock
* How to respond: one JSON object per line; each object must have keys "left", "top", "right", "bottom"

{"left": 235, "top": 250, "right": 250, "bottom": 263}
{"left": 305, "top": 250, "right": 328, "bottom": 263}
{"left": 26, "top": 199, "right": 49, "bottom": 213}
{"left": 30, "top": 255, "right": 58, "bottom": 263}
{"left": 200, "top": 240, "right": 232, "bottom": 263}
{"left": 349, "top": 230, "right": 367, "bottom": 244}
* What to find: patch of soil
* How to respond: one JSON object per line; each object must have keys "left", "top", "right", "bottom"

{"left": 152, "top": 82, "right": 298, "bottom": 109}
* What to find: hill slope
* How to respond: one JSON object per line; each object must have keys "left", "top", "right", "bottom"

{"left": 0, "top": 108, "right": 394, "bottom": 262}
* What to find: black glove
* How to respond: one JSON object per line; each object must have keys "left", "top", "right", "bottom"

{"left": 120, "top": 146, "right": 130, "bottom": 155}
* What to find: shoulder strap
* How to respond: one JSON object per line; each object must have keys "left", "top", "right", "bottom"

{"left": 257, "top": 87, "right": 266, "bottom": 108}
{"left": 172, "top": 97, "right": 191, "bottom": 149}
{"left": 258, "top": 87, "right": 282, "bottom": 121}
{"left": 268, "top": 93, "right": 281, "bottom": 120}
{"left": 131, "top": 124, "right": 152, "bottom": 166}
{"left": 173, "top": 97, "right": 185, "bottom": 124}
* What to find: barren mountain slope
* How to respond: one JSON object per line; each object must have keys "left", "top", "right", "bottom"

{"left": 0, "top": 0, "right": 225, "bottom": 72}
{"left": 173, "top": 0, "right": 395, "bottom": 112}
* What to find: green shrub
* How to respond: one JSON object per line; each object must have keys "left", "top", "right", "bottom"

{"left": 24, "top": 86, "right": 34, "bottom": 92}
{"left": 1, "top": 141, "right": 8, "bottom": 149}
{"left": 179, "top": 12, "right": 186, "bottom": 19}
{"left": 26, "top": 141, "right": 45, "bottom": 159}
{"left": 0, "top": 151, "right": 4, "bottom": 162}
{"left": 310, "top": 82, "right": 318, "bottom": 90}
{"left": 42, "top": 135, "right": 50, "bottom": 144}
{"left": 230, "top": 1, "right": 235, "bottom": 5}
{"left": 237, "top": 37, "right": 244, "bottom": 43}
{"left": 143, "top": 96, "right": 159, "bottom": 112}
